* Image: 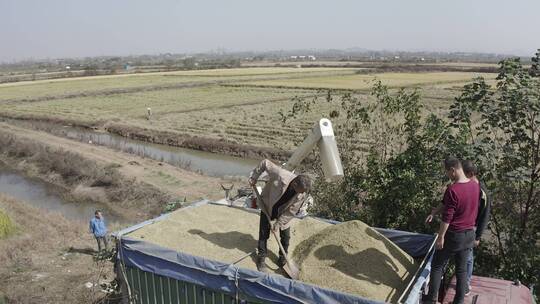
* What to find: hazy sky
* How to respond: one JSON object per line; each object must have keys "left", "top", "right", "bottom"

{"left": 1, "top": 0, "right": 539, "bottom": 62}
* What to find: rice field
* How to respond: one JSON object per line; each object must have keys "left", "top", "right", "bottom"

{"left": 1, "top": 86, "right": 313, "bottom": 123}
{"left": 0, "top": 67, "right": 358, "bottom": 101}
{"left": 159, "top": 67, "right": 360, "bottom": 77}
{"left": 0, "top": 66, "right": 498, "bottom": 151}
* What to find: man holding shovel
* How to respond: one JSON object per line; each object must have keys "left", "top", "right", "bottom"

{"left": 249, "top": 159, "right": 311, "bottom": 273}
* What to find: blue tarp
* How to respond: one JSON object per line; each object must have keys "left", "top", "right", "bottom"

{"left": 116, "top": 201, "right": 435, "bottom": 304}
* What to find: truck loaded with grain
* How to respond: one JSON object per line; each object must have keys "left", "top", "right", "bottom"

{"left": 113, "top": 119, "right": 534, "bottom": 304}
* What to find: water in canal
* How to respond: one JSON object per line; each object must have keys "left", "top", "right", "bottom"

{"left": 0, "top": 165, "right": 122, "bottom": 223}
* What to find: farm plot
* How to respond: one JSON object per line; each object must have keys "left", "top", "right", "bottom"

{"left": 153, "top": 92, "right": 375, "bottom": 150}
{"left": 0, "top": 74, "right": 217, "bottom": 101}
{"left": 156, "top": 85, "right": 465, "bottom": 150}
{"left": 0, "top": 67, "right": 486, "bottom": 152}
{"left": 233, "top": 72, "right": 497, "bottom": 91}
{"left": 0, "top": 67, "right": 358, "bottom": 102}
{"left": 1, "top": 86, "right": 313, "bottom": 125}
{"left": 162, "top": 67, "right": 360, "bottom": 77}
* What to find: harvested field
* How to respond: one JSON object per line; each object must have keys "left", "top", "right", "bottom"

{"left": 158, "top": 67, "right": 359, "bottom": 77}
{"left": 127, "top": 204, "right": 418, "bottom": 302}
{"left": 0, "top": 67, "right": 356, "bottom": 102}
{"left": 0, "top": 66, "right": 496, "bottom": 155}
{"left": 0, "top": 74, "right": 214, "bottom": 101}
{"left": 293, "top": 220, "right": 417, "bottom": 302}
{"left": 1, "top": 86, "right": 312, "bottom": 123}
{"left": 233, "top": 72, "right": 496, "bottom": 91}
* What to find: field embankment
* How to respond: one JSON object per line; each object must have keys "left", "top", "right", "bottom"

{"left": 104, "top": 123, "right": 290, "bottom": 161}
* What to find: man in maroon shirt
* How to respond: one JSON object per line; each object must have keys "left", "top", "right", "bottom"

{"left": 423, "top": 157, "right": 480, "bottom": 304}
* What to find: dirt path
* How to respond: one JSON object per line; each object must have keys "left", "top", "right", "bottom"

{"left": 0, "top": 122, "right": 230, "bottom": 203}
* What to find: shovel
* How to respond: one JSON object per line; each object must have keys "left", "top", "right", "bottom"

{"left": 251, "top": 185, "right": 300, "bottom": 280}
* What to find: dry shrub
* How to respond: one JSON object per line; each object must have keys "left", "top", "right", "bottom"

{"left": 0, "top": 132, "right": 113, "bottom": 186}
{"left": 72, "top": 185, "right": 108, "bottom": 202}
{"left": 107, "top": 176, "right": 173, "bottom": 216}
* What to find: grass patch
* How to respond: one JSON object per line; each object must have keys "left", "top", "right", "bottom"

{"left": 0, "top": 209, "right": 15, "bottom": 239}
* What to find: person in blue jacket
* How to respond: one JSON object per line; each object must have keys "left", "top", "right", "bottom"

{"left": 89, "top": 210, "right": 108, "bottom": 252}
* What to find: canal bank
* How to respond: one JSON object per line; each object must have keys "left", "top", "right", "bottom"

{"left": 0, "top": 165, "right": 124, "bottom": 224}
{"left": 3, "top": 118, "right": 260, "bottom": 177}
{"left": 0, "top": 122, "right": 229, "bottom": 218}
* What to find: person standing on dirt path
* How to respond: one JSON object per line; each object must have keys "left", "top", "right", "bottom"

{"left": 462, "top": 160, "right": 491, "bottom": 293}
{"left": 89, "top": 210, "right": 108, "bottom": 252}
{"left": 249, "top": 159, "right": 311, "bottom": 273}
{"left": 423, "top": 157, "right": 480, "bottom": 304}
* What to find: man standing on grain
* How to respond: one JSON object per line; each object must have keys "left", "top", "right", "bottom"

{"left": 249, "top": 159, "right": 311, "bottom": 272}
{"left": 89, "top": 210, "right": 108, "bottom": 252}
{"left": 424, "top": 157, "right": 479, "bottom": 304}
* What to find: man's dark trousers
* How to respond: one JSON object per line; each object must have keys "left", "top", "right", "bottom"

{"left": 96, "top": 236, "right": 108, "bottom": 252}
{"left": 424, "top": 229, "right": 475, "bottom": 304}
{"left": 257, "top": 213, "right": 290, "bottom": 257}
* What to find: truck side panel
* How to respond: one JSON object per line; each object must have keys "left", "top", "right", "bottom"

{"left": 125, "top": 266, "right": 265, "bottom": 304}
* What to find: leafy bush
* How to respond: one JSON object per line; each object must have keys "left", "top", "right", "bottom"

{"left": 448, "top": 50, "right": 540, "bottom": 291}
{"left": 282, "top": 82, "right": 450, "bottom": 233}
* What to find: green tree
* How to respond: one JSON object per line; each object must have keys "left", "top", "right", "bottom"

{"left": 281, "top": 82, "right": 450, "bottom": 232}
{"left": 448, "top": 54, "right": 540, "bottom": 291}
{"left": 280, "top": 51, "right": 540, "bottom": 293}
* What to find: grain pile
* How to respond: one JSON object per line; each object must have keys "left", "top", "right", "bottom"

{"left": 128, "top": 204, "right": 418, "bottom": 301}
{"left": 292, "top": 220, "right": 417, "bottom": 303}
{"left": 127, "top": 204, "right": 330, "bottom": 273}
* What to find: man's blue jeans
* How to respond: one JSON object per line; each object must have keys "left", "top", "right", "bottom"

{"left": 466, "top": 248, "right": 474, "bottom": 287}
